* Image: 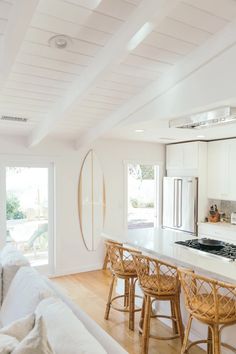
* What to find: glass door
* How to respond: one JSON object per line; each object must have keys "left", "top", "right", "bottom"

{"left": 127, "top": 163, "right": 159, "bottom": 229}
{"left": 5, "top": 165, "right": 54, "bottom": 273}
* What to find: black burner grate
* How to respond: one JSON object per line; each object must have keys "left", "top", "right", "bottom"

{"left": 175, "top": 239, "right": 236, "bottom": 261}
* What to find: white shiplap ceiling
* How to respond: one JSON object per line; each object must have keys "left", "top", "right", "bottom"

{"left": 0, "top": 0, "right": 236, "bottom": 145}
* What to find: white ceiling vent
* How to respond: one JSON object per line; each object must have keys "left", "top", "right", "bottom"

{"left": 0, "top": 115, "right": 28, "bottom": 123}
{"left": 169, "top": 106, "right": 236, "bottom": 129}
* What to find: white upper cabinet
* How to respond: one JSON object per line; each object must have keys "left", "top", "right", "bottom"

{"left": 207, "top": 140, "right": 228, "bottom": 200}
{"left": 166, "top": 144, "right": 183, "bottom": 169}
{"left": 208, "top": 139, "right": 236, "bottom": 201}
{"left": 166, "top": 142, "right": 199, "bottom": 170}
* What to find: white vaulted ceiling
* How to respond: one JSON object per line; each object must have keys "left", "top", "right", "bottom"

{"left": 1, "top": 0, "right": 236, "bottom": 144}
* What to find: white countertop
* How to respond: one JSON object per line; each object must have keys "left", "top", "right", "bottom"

{"left": 102, "top": 228, "right": 236, "bottom": 284}
{"left": 199, "top": 221, "right": 236, "bottom": 229}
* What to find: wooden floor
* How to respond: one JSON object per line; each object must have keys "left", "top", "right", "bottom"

{"left": 51, "top": 270, "right": 204, "bottom": 354}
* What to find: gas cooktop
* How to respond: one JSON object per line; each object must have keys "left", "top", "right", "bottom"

{"left": 175, "top": 239, "right": 236, "bottom": 261}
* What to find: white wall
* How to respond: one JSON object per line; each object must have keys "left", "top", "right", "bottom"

{"left": 0, "top": 135, "right": 165, "bottom": 276}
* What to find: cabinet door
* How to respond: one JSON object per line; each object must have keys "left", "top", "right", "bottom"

{"left": 207, "top": 141, "right": 229, "bottom": 200}
{"left": 183, "top": 142, "right": 199, "bottom": 169}
{"left": 229, "top": 139, "right": 236, "bottom": 201}
{"left": 166, "top": 144, "right": 183, "bottom": 169}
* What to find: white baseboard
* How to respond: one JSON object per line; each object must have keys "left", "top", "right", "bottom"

{"left": 51, "top": 262, "right": 103, "bottom": 277}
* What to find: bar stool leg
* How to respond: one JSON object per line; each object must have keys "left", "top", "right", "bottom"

{"left": 171, "top": 300, "right": 178, "bottom": 334}
{"left": 174, "top": 295, "right": 184, "bottom": 343}
{"left": 124, "top": 278, "right": 129, "bottom": 307}
{"left": 103, "top": 251, "right": 109, "bottom": 270}
{"left": 207, "top": 326, "right": 213, "bottom": 354}
{"left": 212, "top": 325, "right": 221, "bottom": 354}
{"left": 104, "top": 274, "right": 115, "bottom": 320}
{"left": 181, "top": 315, "right": 193, "bottom": 354}
{"left": 139, "top": 295, "right": 146, "bottom": 333}
{"left": 129, "top": 277, "right": 135, "bottom": 330}
{"left": 142, "top": 295, "right": 151, "bottom": 354}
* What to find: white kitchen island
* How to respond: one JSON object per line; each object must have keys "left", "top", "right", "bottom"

{"left": 102, "top": 228, "right": 236, "bottom": 353}
{"left": 103, "top": 227, "right": 236, "bottom": 283}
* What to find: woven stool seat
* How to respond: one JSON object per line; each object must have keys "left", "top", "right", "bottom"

{"left": 191, "top": 294, "right": 236, "bottom": 322}
{"left": 132, "top": 253, "right": 184, "bottom": 354}
{"left": 141, "top": 274, "right": 177, "bottom": 296}
{"left": 178, "top": 268, "right": 236, "bottom": 354}
{"left": 113, "top": 260, "right": 137, "bottom": 276}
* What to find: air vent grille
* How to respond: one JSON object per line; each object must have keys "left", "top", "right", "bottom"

{"left": 0, "top": 115, "right": 28, "bottom": 123}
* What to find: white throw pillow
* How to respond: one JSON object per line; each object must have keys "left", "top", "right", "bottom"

{"left": 0, "top": 267, "right": 53, "bottom": 327}
{"left": 36, "top": 297, "right": 107, "bottom": 354}
{"left": 12, "top": 316, "right": 54, "bottom": 354}
{"left": 1, "top": 245, "right": 30, "bottom": 300}
{"left": 0, "top": 334, "right": 19, "bottom": 354}
{"left": 0, "top": 314, "right": 35, "bottom": 342}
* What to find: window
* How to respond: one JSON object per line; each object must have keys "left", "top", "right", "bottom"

{"left": 127, "top": 163, "right": 160, "bottom": 229}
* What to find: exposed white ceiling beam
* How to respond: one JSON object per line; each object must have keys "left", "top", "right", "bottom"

{"left": 0, "top": 0, "right": 39, "bottom": 88}
{"left": 75, "top": 18, "right": 236, "bottom": 149}
{"left": 28, "top": 0, "right": 181, "bottom": 147}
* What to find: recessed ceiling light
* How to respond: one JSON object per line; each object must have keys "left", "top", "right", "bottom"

{"left": 197, "top": 135, "right": 205, "bottom": 138}
{"left": 135, "top": 129, "right": 145, "bottom": 133}
{"left": 49, "top": 34, "right": 73, "bottom": 50}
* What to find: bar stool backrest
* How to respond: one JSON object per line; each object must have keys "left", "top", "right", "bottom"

{"left": 132, "top": 253, "right": 179, "bottom": 296}
{"left": 178, "top": 268, "right": 236, "bottom": 324}
{"left": 105, "top": 242, "right": 141, "bottom": 274}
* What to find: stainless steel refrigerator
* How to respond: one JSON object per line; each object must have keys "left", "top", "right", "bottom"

{"left": 162, "top": 177, "right": 198, "bottom": 234}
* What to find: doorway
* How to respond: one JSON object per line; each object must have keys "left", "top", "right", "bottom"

{"left": 1, "top": 163, "right": 55, "bottom": 274}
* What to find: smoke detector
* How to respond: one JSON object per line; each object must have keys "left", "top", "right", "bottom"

{"left": 49, "top": 34, "right": 73, "bottom": 50}
{"left": 169, "top": 106, "right": 236, "bottom": 129}
{"left": 0, "top": 115, "right": 28, "bottom": 123}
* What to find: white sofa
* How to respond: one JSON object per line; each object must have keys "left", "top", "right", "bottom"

{"left": 0, "top": 246, "right": 128, "bottom": 354}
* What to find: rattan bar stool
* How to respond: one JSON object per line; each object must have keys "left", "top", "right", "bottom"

{"left": 103, "top": 239, "right": 123, "bottom": 270}
{"left": 178, "top": 268, "right": 236, "bottom": 354}
{"left": 104, "top": 242, "right": 142, "bottom": 330}
{"left": 132, "top": 253, "right": 184, "bottom": 354}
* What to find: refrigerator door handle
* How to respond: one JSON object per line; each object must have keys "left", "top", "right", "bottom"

{"left": 177, "top": 179, "right": 182, "bottom": 227}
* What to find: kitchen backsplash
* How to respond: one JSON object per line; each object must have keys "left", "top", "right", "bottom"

{"left": 208, "top": 199, "right": 236, "bottom": 219}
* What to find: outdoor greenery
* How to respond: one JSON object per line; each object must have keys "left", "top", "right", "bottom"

{"left": 6, "top": 195, "right": 26, "bottom": 220}
{"left": 128, "top": 164, "right": 154, "bottom": 181}
{"left": 130, "top": 198, "right": 154, "bottom": 208}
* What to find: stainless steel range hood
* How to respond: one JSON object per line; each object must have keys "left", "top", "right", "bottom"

{"left": 169, "top": 106, "right": 236, "bottom": 129}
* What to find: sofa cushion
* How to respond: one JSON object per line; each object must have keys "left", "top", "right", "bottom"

{"left": 1, "top": 245, "right": 29, "bottom": 300}
{"left": 0, "top": 267, "right": 53, "bottom": 327}
{"left": 12, "top": 316, "right": 54, "bottom": 354}
{"left": 36, "top": 297, "right": 107, "bottom": 354}
{"left": 0, "top": 334, "right": 19, "bottom": 354}
{"left": 0, "top": 314, "right": 35, "bottom": 354}
{"left": 0, "top": 314, "right": 35, "bottom": 342}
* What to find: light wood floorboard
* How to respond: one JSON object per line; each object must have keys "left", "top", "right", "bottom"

{"left": 51, "top": 270, "right": 204, "bottom": 354}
